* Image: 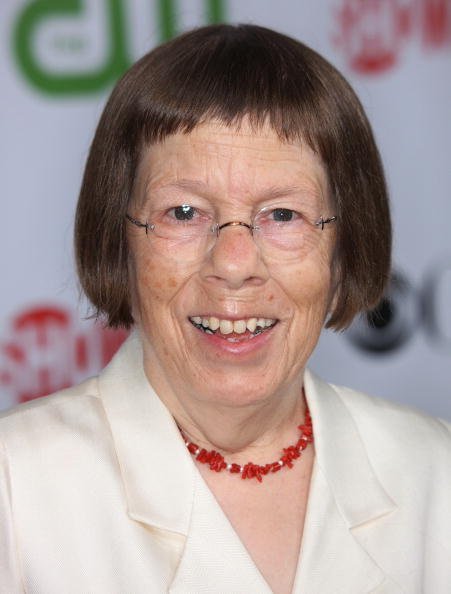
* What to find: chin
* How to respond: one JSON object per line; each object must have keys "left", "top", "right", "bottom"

{"left": 191, "top": 369, "right": 283, "bottom": 408}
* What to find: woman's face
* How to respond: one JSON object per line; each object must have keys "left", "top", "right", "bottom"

{"left": 127, "top": 120, "right": 337, "bottom": 407}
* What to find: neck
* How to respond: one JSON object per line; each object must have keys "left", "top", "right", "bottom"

{"left": 178, "top": 390, "right": 306, "bottom": 456}
{"left": 144, "top": 364, "right": 306, "bottom": 457}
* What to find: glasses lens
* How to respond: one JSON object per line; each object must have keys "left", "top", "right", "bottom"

{"left": 149, "top": 204, "right": 215, "bottom": 240}
{"left": 253, "top": 207, "right": 322, "bottom": 258}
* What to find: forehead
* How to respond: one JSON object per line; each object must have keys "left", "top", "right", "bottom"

{"left": 134, "top": 120, "right": 328, "bottom": 204}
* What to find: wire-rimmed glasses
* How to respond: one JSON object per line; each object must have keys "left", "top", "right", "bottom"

{"left": 126, "top": 204, "right": 337, "bottom": 262}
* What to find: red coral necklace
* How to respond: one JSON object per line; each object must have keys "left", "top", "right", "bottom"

{"left": 178, "top": 406, "right": 313, "bottom": 483}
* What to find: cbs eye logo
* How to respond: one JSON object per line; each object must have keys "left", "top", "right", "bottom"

{"left": 346, "top": 259, "right": 451, "bottom": 354}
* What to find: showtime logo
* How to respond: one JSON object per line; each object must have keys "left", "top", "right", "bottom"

{"left": 0, "top": 305, "right": 127, "bottom": 410}
{"left": 334, "top": 0, "right": 451, "bottom": 74}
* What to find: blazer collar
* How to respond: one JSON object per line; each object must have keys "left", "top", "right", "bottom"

{"left": 294, "top": 371, "right": 400, "bottom": 593}
{"left": 98, "top": 331, "right": 195, "bottom": 535}
{"left": 303, "top": 369, "right": 396, "bottom": 529}
{"left": 169, "top": 470, "right": 272, "bottom": 593}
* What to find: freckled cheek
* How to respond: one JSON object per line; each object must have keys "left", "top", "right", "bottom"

{"left": 136, "top": 268, "right": 182, "bottom": 303}
{"left": 127, "top": 245, "right": 183, "bottom": 325}
{"left": 129, "top": 239, "right": 195, "bottom": 302}
{"left": 280, "top": 270, "right": 332, "bottom": 313}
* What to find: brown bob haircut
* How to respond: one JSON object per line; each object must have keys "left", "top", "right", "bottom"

{"left": 75, "top": 23, "right": 391, "bottom": 331}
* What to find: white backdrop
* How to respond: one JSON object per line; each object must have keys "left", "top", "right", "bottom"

{"left": 1, "top": 0, "right": 450, "bottom": 418}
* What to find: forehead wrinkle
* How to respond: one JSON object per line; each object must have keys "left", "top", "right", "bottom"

{"left": 135, "top": 126, "right": 329, "bottom": 209}
{"left": 201, "top": 140, "right": 327, "bottom": 204}
{"left": 149, "top": 178, "right": 214, "bottom": 198}
{"left": 256, "top": 184, "right": 325, "bottom": 203}
{"left": 141, "top": 143, "right": 224, "bottom": 195}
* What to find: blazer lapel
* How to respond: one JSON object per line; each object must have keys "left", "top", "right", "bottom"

{"left": 294, "top": 462, "right": 399, "bottom": 593}
{"left": 98, "top": 331, "right": 195, "bottom": 535}
{"left": 294, "top": 371, "right": 402, "bottom": 593}
{"left": 169, "top": 471, "right": 272, "bottom": 593}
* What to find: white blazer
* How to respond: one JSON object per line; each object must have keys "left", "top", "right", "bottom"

{"left": 1, "top": 332, "right": 450, "bottom": 593}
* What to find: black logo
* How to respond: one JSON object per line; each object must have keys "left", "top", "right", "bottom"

{"left": 346, "top": 259, "right": 451, "bottom": 354}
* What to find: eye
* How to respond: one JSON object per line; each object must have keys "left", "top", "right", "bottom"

{"left": 171, "top": 204, "right": 197, "bottom": 221}
{"left": 271, "top": 208, "right": 298, "bottom": 222}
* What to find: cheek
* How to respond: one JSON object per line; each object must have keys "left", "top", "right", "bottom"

{"left": 128, "top": 247, "right": 191, "bottom": 320}
{"left": 136, "top": 265, "right": 175, "bottom": 303}
{"left": 281, "top": 260, "right": 333, "bottom": 317}
{"left": 128, "top": 249, "right": 160, "bottom": 316}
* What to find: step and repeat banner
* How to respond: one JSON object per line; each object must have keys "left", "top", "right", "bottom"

{"left": 1, "top": 1, "right": 450, "bottom": 418}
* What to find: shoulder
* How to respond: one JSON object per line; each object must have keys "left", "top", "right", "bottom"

{"left": 333, "top": 381, "right": 451, "bottom": 445}
{"left": 308, "top": 369, "right": 451, "bottom": 453}
{"left": 0, "top": 376, "right": 100, "bottom": 424}
{"left": 329, "top": 381, "right": 451, "bottom": 482}
{"left": 0, "top": 377, "right": 110, "bottom": 459}
{"left": 0, "top": 376, "right": 123, "bottom": 529}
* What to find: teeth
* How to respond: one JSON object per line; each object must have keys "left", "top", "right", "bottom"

{"left": 209, "top": 316, "right": 220, "bottom": 331}
{"left": 233, "top": 320, "right": 247, "bottom": 334}
{"left": 190, "top": 316, "right": 276, "bottom": 335}
{"left": 246, "top": 318, "right": 257, "bottom": 332}
{"left": 219, "top": 320, "right": 234, "bottom": 334}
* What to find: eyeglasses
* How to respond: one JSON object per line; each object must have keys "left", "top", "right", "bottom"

{"left": 126, "top": 204, "right": 337, "bottom": 262}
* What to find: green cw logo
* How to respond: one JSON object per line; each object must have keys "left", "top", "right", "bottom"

{"left": 13, "top": 0, "right": 225, "bottom": 95}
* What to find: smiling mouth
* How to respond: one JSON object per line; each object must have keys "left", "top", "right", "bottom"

{"left": 189, "top": 316, "right": 278, "bottom": 341}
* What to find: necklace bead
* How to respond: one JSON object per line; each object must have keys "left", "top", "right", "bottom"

{"left": 179, "top": 407, "right": 313, "bottom": 483}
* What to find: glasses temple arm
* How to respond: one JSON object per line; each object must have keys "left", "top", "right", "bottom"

{"left": 126, "top": 214, "right": 150, "bottom": 235}
{"left": 316, "top": 216, "right": 337, "bottom": 230}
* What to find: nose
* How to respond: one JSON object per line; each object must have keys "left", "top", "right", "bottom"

{"left": 201, "top": 221, "right": 269, "bottom": 290}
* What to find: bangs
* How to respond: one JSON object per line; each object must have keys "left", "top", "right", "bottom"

{"left": 118, "top": 24, "right": 339, "bottom": 154}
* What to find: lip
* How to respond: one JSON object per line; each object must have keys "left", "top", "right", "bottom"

{"left": 188, "top": 316, "right": 278, "bottom": 357}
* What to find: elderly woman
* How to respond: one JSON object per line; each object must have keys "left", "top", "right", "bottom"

{"left": 1, "top": 24, "right": 450, "bottom": 594}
